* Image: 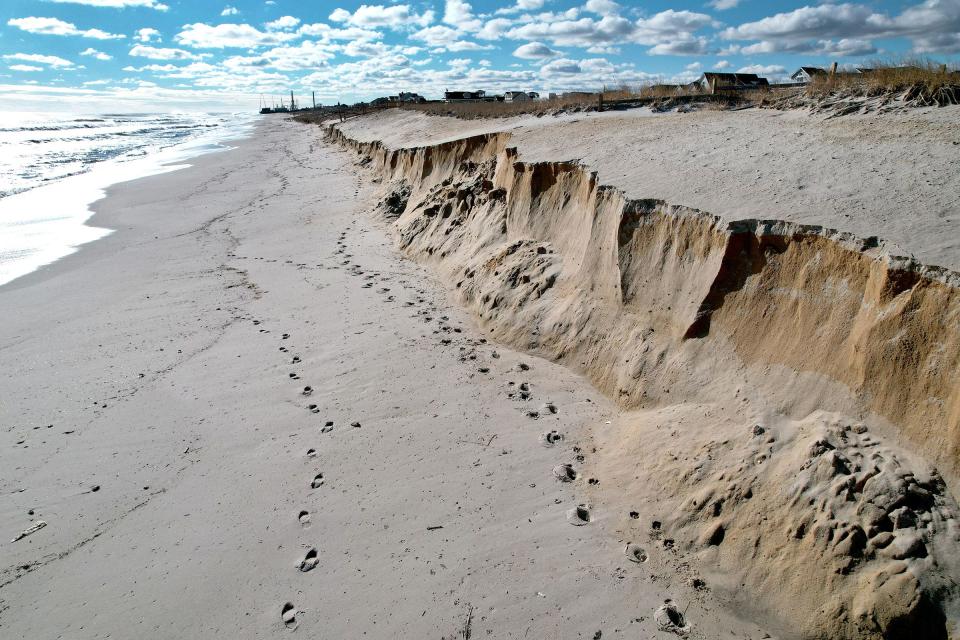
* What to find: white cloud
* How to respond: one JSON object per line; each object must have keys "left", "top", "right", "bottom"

{"left": 584, "top": 0, "right": 620, "bottom": 16}
{"left": 265, "top": 16, "right": 301, "bottom": 31}
{"left": 221, "top": 41, "right": 335, "bottom": 71}
{"left": 4, "top": 52, "right": 75, "bottom": 68}
{"left": 496, "top": 0, "right": 545, "bottom": 16}
{"left": 7, "top": 17, "right": 125, "bottom": 40}
{"left": 513, "top": 42, "right": 560, "bottom": 59}
{"left": 129, "top": 44, "right": 206, "bottom": 60}
{"left": 648, "top": 37, "right": 710, "bottom": 55}
{"left": 221, "top": 6, "right": 239, "bottom": 16}
{"left": 444, "top": 0, "right": 482, "bottom": 32}
{"left": 709, "top": 0, "right": 740, "bottom": 10}
{"left": 46, "top": 0, "right": 168, "bottom": 9}
{"left": 504, "top": 9, "right": 716, "bottom": 54}
{"left": 737, "top": 64, "right": 787, "bottom": 74}
{"left": 81, "top": 47, "right": 113, "bottom": 60}
{"left": 714, "top": 59, "right": 731, "bottom": 69}
{"left": 685, "top": 61, "right": 702, "bottom": 71}
{"left": 175, "top": 23, "right": 300, "bottom": 48}
{"left": 476, "top": 19, "right": 513, "bottom": 40}
{"left": 135, "top": 27, "right": 161, "bottom": 42}
{"left": 329, "top": 4, "right": 434, "bottom": 29}
{"left": 411, "top": 24, "right": 491, "bottom": 51}
{"left": 298, "top": 23, "right": 381, "bottom": 42}
{"left": 723, "top": 0, "right": 960, "bottom": 55}
{"left": 9, "top": 64, "right": 44, "bottom": 72}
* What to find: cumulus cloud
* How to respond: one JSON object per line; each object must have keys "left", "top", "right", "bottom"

{"left": 175, "top": 23, "right": 300, "bottom": 48}
{"left": 46, "top": 0, "right": 168, "bottom": 8}
{"left": 81, "top": 48, "right": 113, "bottom": 60}
{"left": 329, "top": 4, "right": 434, "bottom": 29}
{"left": 737, "top": 64, "right": 787, "bottom": 74}
{"left": 714, "top": 59, "right": 732, "bottom": 69}
{"left": 7, "top": 17, "right": 125, "bottom": 39}
{"left": 496, "top": 0, "right": 546, "bottom": 16}
{"left": 444, "top": 0, "right": 482, "bottom": 31}
{"left": 9, "top": 64, "right": 44, "bottom": 72}
{"left": 4, "top": 52, "right": 75, "bottom": 67}
{"left": 136, "top": 27, "right": 161, "bottom": 42}
{"left": 298, "top": 23, "right": 381, "bottom": 42}
{"left": 723, "top": 0, "right": 960, "bottom": 55}
{"left": 221, "top": 6, "right": 239, "bottom": 16}
{"left": 130, "top": 44, "right": 206, "bottom": 60}
{"left": 412, "top": 24, "right": 491, "bottom": 51}
{"left": 513, "top": 42, "right": 560, "bottom": 59}
{"left": 476, "top": 19, "right": 513, "bottom": 40}
{"left": 709, "top": 0, "right": 740, "bottom": 10}
{"left": 584, "top": 0, "right": 621, "bottom": 16}
{"left": 504, "top": 8, "right": 715, "bottom": 56}
{"left": 265, "top": 16, "right": 301, "bottom": 31}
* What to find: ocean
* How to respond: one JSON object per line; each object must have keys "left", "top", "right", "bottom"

{"left": 0, "top": 111, "right": 257, "bottom": 286}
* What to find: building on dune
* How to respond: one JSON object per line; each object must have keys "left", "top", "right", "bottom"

{"left": 444, "top": 90, "right": 487, "bottom": 102}
{"left": 790, "top": 67, "right": 827, "bottom": 83}
{"left": 691, "top": 72, "right": 770, "bottom": 93}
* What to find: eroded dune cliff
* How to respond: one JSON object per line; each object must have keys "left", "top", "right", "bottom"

{"left": 325, "top": 120, "right": 960, "bottom": 639}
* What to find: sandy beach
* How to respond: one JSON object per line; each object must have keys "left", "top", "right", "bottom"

{"left": 3, "top": 105, "right": 959, "bottom": 639}
{"left": 1, "top": 116, "right": 770, "bottom": 639}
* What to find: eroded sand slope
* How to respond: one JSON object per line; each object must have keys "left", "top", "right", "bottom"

{"left": 325, "top": 108, "right": 960, "bottom": 639}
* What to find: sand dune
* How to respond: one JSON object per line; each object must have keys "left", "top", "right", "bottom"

{"left": 324, "top": 106, "right": 960, "bottom": 638}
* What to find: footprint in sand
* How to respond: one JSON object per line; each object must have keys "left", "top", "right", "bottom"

{"left": 282, "top": 333, "right": 290, "bottom": 340}
{"left": 298, "top": 510, "right": 311, "bottom": 526}
{"left": 291, "top": 356, "right": 301, "bottom": 364}
{"left": 321, "top": 421, "right": 334, "bottom": 433}
{"left": 307, "top": 404, "right": 320, "bottom": 414}
{"left": 306, "top": 448, "right": 317, "bottom": 457}
{"left": 311, "top": 473, "right": 324, "bottom": 488}
{"left": 289, "top": 373, "right": 300, "bottom": 380}
{"left": 281, "top": 603, "right": 298, "bottom": 629}
{"left": 302, "top": 386, "right": 313, "bottom": 396}
{"left": 625, "top": 543, "right": 648, "bottom": 563}
{"left": 553, "top": 463, "right": 578, "bottom": 482}
{"left": 298, "top": 548, "right": 319, "bottom": 572}
{"left": 566, "top": 504, "right": 591, "bottom": 525}
{"left": 540, "top": 430, "right": 564, "bottom": 446}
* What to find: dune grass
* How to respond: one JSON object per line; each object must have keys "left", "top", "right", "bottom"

{"left": 808, "top": 59, "right": 960, "bottom": 106}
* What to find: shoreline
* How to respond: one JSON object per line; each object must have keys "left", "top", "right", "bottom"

{"left": 0, "top": 114, "right": 259, "bottom": 290}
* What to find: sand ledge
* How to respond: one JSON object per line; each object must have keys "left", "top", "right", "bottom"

{"left": 325, "top": 118, "right": 960, "bottom": 639}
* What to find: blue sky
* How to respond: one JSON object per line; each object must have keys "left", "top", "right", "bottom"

{"left": 1, "top": 0, "right": 958, "bottom": 111}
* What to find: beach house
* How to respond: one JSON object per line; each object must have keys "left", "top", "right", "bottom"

{"left": 692, "top": 72, "right": 769, "bottom": 94}
{"left": 790, "top": 67, "right": 827, "bottom": 83}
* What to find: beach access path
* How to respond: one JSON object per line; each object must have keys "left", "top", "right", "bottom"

{"left": 0, "top": 117, "right": 770, "bottom": 639}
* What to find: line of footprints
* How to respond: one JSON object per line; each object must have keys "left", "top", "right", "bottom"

{"left": 272, "top": 226, "right": 635, "bottom": 631}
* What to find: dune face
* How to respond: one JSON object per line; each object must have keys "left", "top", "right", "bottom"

{"left": 326, "top": 123, "right": 960, "bottom": 639}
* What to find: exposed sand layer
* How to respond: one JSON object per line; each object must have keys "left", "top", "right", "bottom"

{"left": 0, "top": 118, "right": 775, "bottom": 639}
{"left": 335, "top": 108, "right": 960, "bottom": 271}
{"left": 324, "top": 109, "right": 960, "bottom": 639}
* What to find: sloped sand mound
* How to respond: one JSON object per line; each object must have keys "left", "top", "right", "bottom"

{"left": 326, "top": 122, "right": 960, "bottom": 638}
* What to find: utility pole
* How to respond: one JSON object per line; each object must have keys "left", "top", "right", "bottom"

{"left": 290, "top": 90, "right": 295, "bottom": 111}
{"left": 312, "top": 91, "right": 316, "bottom": 110}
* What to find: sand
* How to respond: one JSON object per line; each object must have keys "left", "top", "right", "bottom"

{"left": 335, "top": 107, "right": 960, "bottom": 271}
{"left": 0, "top": 117, "right": 771, "bottom": 638}
{"left": 321, "top": 105, "right": 960, "bottom": 639}
{"left": 4, "top": 103, "right": 959, "bottom": 639}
